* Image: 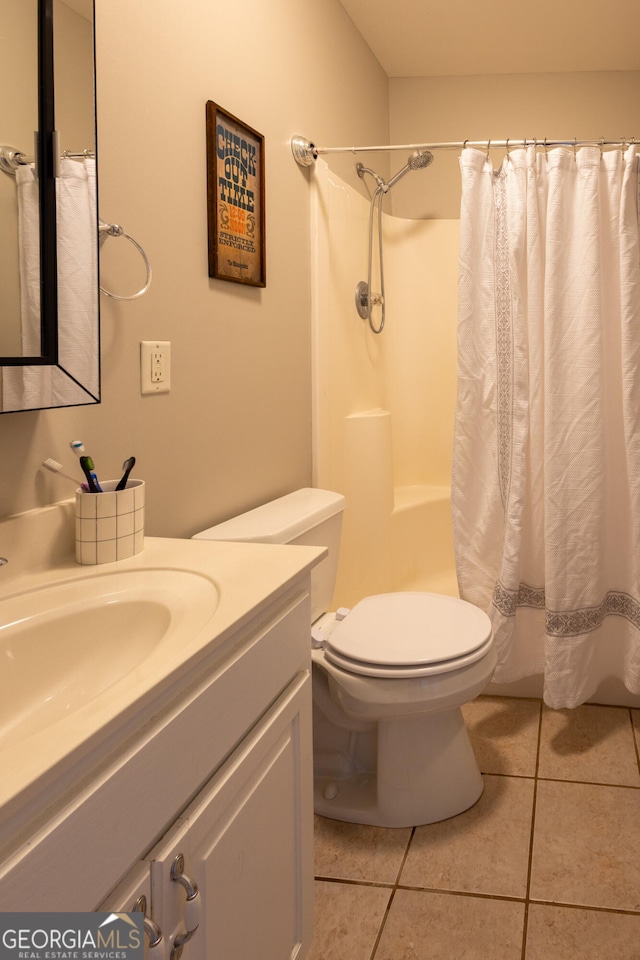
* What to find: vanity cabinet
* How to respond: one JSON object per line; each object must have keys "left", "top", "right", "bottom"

{"left": 0, "top": 567, "right": 315, "bottom": 960}
{"left": 101, "top": 673, "right": 311, "bottom": 960}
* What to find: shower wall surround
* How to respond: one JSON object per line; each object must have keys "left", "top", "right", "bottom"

{"left": 310, "top": 159, "right": 459, "bottom": 608}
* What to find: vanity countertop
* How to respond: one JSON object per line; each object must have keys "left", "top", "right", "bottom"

{"left": 0, "top": 535, "right": 324, "bottom": 826}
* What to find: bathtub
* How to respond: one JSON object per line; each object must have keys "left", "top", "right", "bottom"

{"left": 388, "top": 485, "right": 458, "bottom": 597}
{"left": 332, "top": 475, "right": 459, "bottom": 608}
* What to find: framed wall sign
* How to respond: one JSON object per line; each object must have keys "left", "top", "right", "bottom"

{"left": 206, "top": 101, "right": 266, "bottom": 287}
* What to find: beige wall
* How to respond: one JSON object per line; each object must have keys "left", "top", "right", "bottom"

{"left": 389, "top": 72, "right": 640, "bottom": 219}
{"left": 0, "top": 0, "right": 388, "bottom": 533}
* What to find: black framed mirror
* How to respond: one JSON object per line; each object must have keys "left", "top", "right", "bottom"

{"left": 0, "top": 0, "right": 99, "bottom": 413}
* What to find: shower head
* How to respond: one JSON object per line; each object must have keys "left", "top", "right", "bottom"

{"left": 385, "top": 149, "right": 434, "bottom": 190}
{"left": 408, "top": 149, "right": 434, "bottom": 170}
{"left": 356, "top": 150, "right": 434, "bottom": 195}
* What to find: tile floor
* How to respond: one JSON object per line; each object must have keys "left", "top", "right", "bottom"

{"left": 308, "top": 697, "right": 640, "bottom": 959}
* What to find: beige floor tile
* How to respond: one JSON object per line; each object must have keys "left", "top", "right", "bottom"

{"left": 538, "top": 704, "right": 640, "bottom": 786}
{"left": 462, "top": 696, "right": 541, "bottom": 776}
{"left": 314, "top": 815, "right": 412, "bottom": 883}
{"left": 306, "top": 880, "right": 391, "bottom": 960}
{"left": 399, "top": 775, "right": 534, "bottom": 898}
{"left": 530, "top": 779, "right": 640, "bottom": 910}
{"left": 375, "top": 889, "right": 525, "bottom": 960}
{"left": 525, "top": 903, "right": 640, "bottom": 959}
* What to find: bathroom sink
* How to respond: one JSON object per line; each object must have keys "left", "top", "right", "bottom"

{"left": 0, "top": 569, "right": 219, "bottom": 743}
{"left": 0, "top": 533, "right": 325, "bottom": 823}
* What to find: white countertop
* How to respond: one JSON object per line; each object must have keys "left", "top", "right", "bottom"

{"left": 0, "top": 535, "right": 325, "bottom": 824}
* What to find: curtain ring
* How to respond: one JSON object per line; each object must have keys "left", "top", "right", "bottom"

{"left": 573, "top": 138, "right": 578, "bottom": 155}
{"left": 463, "top": 139, "right": 469, "bottom": 150}
{"left": 544, "top": 137, "right": 549, "bottom": 155}
{"left": 599, "top": 137, "right": 605, "bottom": 154}
{"left": 505, "top": 138, "right": 510, "bottom": 155}
{"left": 486, "top": 139, "right": 491, "bottom": 160}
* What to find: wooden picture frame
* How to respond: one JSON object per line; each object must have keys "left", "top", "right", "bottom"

{"left": 206, "top": 101, "right": 266, "bottom": 287}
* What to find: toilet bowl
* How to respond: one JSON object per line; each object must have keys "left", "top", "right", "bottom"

{"left": 310, "top": 593, "right": 495, "bottom": 826}
{"left": 193, "top": 488, "right": 495, "bottom": 827}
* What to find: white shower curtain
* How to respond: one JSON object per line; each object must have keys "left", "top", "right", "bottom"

{"left": 452, "top": 144, "right": 640, "bottom": 708}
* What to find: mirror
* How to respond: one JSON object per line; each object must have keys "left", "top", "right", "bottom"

{"left": 0, "top": 0, "right": 99, "bottom": 413}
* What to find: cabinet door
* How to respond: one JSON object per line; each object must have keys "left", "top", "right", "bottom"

{"left": 98, "top": 865, "right": 164, "bottom": 960}
{"left": 148, "top": 672, "right": 313, "bottom": 960}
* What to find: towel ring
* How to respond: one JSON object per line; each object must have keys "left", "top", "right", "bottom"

{"left": 99, "top": 221, "right": 152, "bottom": 300}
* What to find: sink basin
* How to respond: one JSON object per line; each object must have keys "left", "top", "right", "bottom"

{"left": 0, "top": 569, "right": 219, "bottom": 743}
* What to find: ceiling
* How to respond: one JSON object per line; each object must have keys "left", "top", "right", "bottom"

{"left": 338, "top": 0, "right": 640, "bottom": 77}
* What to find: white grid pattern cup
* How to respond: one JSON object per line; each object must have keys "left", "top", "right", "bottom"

{"left": 75, "top": 479, "right": 145, "bottom": 565}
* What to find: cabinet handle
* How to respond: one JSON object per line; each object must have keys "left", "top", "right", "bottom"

{"left": 170, "top": 854, "right": 201, "bottom": 960}
{"left": 133, "top": 895, "right": 167, "bottom": 959}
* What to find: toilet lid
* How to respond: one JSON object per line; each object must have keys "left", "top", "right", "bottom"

{"left": 324, "top": 592, "right": 492, "bottom": 671}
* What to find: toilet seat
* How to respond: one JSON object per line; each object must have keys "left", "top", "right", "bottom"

{"left": 323, "top": 592, "right": 492, "bottom": 679}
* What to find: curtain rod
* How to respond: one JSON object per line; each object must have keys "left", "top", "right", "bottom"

{"left": 0, "top": 144, "right": 95, "bottom": 176}
{"left": 291, "top": 135, "right": 637, "bottom": 166}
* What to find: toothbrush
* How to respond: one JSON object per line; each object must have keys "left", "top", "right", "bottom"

{"left": 42, "top": 458, "right": 89, "bottom": 490}
{"left": 79, "top": 455, "right": 103, "bottom": 493}
{"left": 69, "top": 440, "right": 86, "bottom": 458}
{"left": 115, "top": 456, "right": 136, "bottom": 491}
{"left": 71, "top": 442, "right": 103, "bottom": 492}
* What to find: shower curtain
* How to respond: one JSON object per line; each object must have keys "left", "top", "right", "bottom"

{"left": 452, "top": 144, "right": 640, "bottom": 708}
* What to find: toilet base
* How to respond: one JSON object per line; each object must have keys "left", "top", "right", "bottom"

{"left": 313, "top": 706, "right": 483, "bottom": 827}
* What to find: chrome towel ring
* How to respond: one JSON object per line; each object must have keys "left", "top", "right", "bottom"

{"left": 99, "top": 220, "right": 152, "bottom": 300}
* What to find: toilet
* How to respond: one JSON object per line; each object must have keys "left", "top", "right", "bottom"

{"left": 193, "top": 488, "right": 495, "bottom": 828}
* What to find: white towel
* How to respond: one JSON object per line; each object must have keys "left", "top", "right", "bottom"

{"left": 2, "top": 158, "right": 99, "bottom": 411}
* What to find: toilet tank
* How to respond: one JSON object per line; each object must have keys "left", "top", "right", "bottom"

{"left": 193, "top": 488, "right": 346, "bottom": 623}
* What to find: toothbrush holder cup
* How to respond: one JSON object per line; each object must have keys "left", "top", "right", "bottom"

{"left": 75, "top": 479, "right": 145, "bottom": 565}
